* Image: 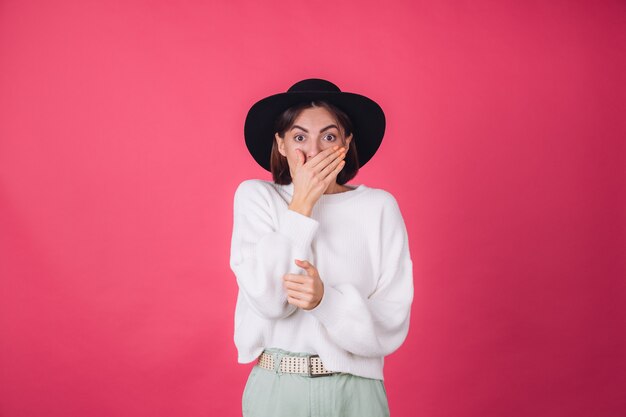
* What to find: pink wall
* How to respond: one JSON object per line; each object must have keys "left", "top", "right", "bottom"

{"left": 1, "top": 1, "right": 624, "bottom": 416}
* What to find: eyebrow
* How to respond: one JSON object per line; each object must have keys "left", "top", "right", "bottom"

{"left": 290, "top": 124, "right": 339, "bottom": 133}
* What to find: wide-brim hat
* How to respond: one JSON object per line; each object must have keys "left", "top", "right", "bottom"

{"left": 244, "top": 78, "right": 386, "bottom": 172}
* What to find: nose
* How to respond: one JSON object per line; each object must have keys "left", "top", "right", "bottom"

{"left": 306, "top": 142, "right": 323, "bottom": 159}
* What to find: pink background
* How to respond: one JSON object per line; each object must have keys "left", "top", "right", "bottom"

{"left": 1, "top": 1, "right": 624, "bottom": 416}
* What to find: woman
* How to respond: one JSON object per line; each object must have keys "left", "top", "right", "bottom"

{"left": 230, "top": 78, "right": 414, "bottom": 417}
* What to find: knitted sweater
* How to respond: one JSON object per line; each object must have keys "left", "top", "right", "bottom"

{"left": 230, "top": 179, "right": 414, "bottom": 380}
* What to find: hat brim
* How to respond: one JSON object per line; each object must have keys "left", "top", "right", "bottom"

{"left": 244, "top": 91, "right": 386, "bottom": 172}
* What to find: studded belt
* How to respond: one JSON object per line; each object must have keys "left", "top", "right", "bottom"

{"left": 257, "top": 351, "right": 339, "bottom": 377}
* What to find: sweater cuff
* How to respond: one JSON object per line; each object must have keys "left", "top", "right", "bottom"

{"left": 307, "top": 283, "right": 343, "bottom": 326}
{"left": 278, "top": 208, "right": 320, "bottom": 249}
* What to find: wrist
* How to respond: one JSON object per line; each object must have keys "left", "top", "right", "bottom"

{"left": 288, "top": 201, "right": 313, "bottom": 217}
{"left": 289, "top": 196, "right": 313, "bottom": 217}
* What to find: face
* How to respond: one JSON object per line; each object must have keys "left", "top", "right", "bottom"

{"left": 275, "top": 106, "right": 352, "bottom": 176}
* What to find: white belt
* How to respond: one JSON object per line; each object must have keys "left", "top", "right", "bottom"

{"left": 257, "top": 351, "right": 338, "bottom": 377}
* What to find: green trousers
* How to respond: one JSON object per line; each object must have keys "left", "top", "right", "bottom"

{"left": 242, "top": 347, "right": 390, "bottom": 417}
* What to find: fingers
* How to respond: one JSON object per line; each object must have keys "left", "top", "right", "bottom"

{"left": 294, "top": 259, "right": 315, "bottom": 276}
{"left": 316, "top": 147, "right": 345, "bottom": 173}
{"left": 283, "top": 275, "right": 312, "bottom": 298}
{"left": 287, "top": 294, "right": 313, "bottom": 306}
{"left": 284, "top": 280, "right": 312, "bottom": 293}
{"left": 295, "top": 148, "right": 305, "bottom": 167}
{"left": 295, "top": 259, "right": 311, "bottom": 269}
{"left": 319, "top": 149, "right": 346, "bottom": 180}
{"left": 283, "top": 273, "right": 308, "bottom": 284}
{"left": 334, "top": 158, "right": 347, "bottom": 174}
{"left": 307, "top": 146, "right": 342, "bottom": 170}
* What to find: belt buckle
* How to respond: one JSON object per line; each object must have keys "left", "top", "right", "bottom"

{"left": 308, "top": 354, "right": 333, "bottom": 378}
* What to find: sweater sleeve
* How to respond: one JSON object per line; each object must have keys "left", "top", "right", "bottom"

{"left": 230, "top": 180, "right": 320, "bottom": 320}
{"left": 305, "top": 193, "right": 414, "bottom": 358}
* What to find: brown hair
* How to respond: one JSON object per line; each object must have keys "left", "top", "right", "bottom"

{"left": 270, "top": 100, "right": 360, "bottom": 185}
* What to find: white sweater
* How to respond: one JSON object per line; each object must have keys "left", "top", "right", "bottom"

{"left": 230, "top": 179, "right": 414, "bottom": 380}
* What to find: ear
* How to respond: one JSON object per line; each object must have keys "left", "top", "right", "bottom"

{"left": 275, "top": 133, "right": 287, "bottom": 157}
{"left": 345, "top": 133, "right": 353, "bottom": 148}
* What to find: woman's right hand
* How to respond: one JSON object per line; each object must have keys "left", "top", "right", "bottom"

{"left": 288, "top": 145, "right": 347, "bottom": 216}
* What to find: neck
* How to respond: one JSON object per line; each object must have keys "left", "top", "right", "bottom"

{"left": 324, "top": 182, "right": 348, "bottom": 194}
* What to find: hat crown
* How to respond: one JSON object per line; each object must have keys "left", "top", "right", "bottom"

{"left": 287, "top": 78, "right": 341, "bottom": 93}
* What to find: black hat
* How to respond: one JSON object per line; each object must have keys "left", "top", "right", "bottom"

{"left": 243, "top": 78, "right": 386, "bottom": 172}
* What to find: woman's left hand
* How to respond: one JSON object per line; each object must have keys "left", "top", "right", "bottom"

{"left": 283, "top": 259, "right": 324, "bottom": 310}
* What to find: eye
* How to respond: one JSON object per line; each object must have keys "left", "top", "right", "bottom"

{"left": 293, "top": 134, "right": 305, "bottom": 142}
{"left": 323, "top": 134, "right": 336, "bottom": 141}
